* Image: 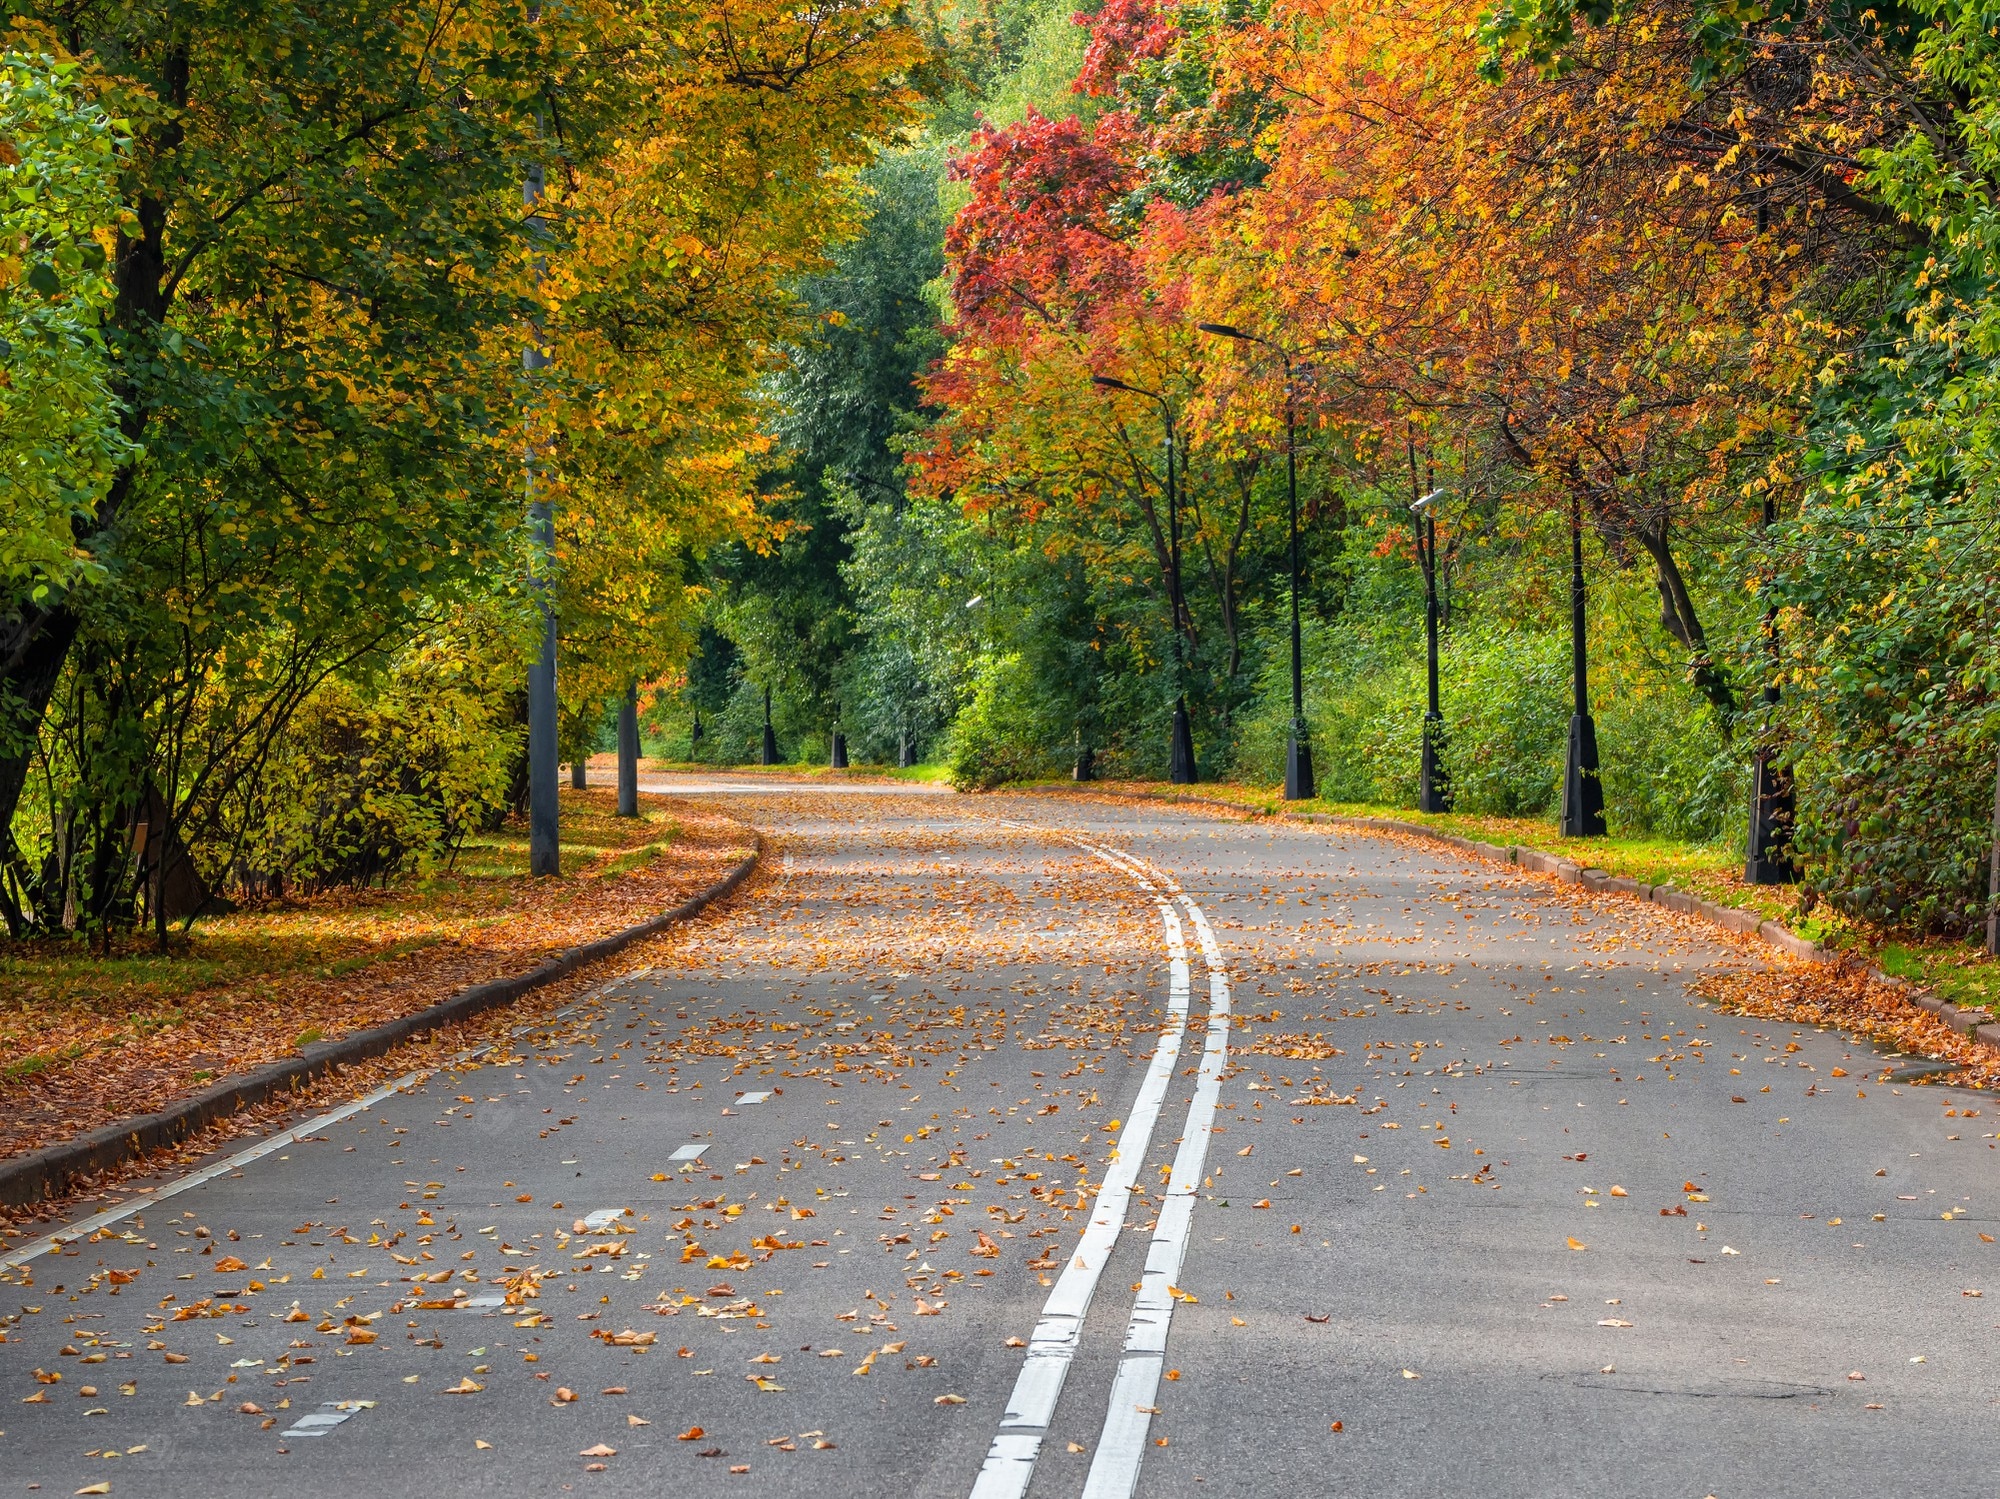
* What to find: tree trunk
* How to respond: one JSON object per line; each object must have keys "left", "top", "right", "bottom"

{"left": 0, "top": 603, "right": 82, "bottom": 931}
{"left": 1631, "top": 514, "right": 1737, "bottom": 725}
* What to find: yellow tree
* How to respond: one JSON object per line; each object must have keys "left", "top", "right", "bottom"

{"left": 533, "top": 0, "right": 932, "bottom": 733}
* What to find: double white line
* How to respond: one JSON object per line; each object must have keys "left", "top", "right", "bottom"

{"left": 971, "top": 842, "right": 1232, "bottom": 1499}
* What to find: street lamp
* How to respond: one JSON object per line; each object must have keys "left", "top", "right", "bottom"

{"left": 1196, "top": 322, "right": 1313, "bottom": 800}
{"left": 1090, "top": 373, "right": 1196, "bottom": 783}
{"left": 1561, "top": 491, "right": 1606, "bottom": 836}
{"left": 1410, "top": 488, "right": 1450, "bottom": 812}
{"left": 761, "top": 685, "right": 778, "bottom": 766}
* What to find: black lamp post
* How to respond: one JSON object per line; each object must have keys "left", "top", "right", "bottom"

{"left": 760, "top": 686, "right": 778, "bottom": 766}
{"left": 1745, "top": 494, "right": 1795, "bottom": 883}
{"left": 1561, "top": 490, "right": 1606, "bottom": 836}
{"left": 1196, "top": 322, "right": 1313, "bottom": 799}
{"left": 1411, "top": 489, "right": 1451, "bottom": 812}
{"left": 830, "top": 707, "right": 848, "bottom": 770}
{"left": 1091, "top": 373, "right": 1196, "bottom": 783}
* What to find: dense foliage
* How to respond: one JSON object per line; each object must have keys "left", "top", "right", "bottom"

{"left": 0, "top": 3, "right": 925, "bottom": 943}
{"left": 684, "top": 0, "right": 2000, "bottom": 943}
{"left": 15, "top": 0, "right": 2000, "bottom": 947}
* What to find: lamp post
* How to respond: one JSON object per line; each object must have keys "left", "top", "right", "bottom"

{"left": 1196, "top": 322, "right": 1313, "bottom": 799}
{"left": 1411, "top": 489, "right": 1450, "bottom": 812}
{"left": 1745, "top": 493, "right": 1795, "bottom": 883}
{"left": 522, "top": 123, "right": 559, "bottom": 875}
{"left": 830, "top": 706, "right": 848, "bottom": 770}
{"left": 1561, "top": 490, "right": 1606, "bottom": 836}
{"left": 617, "top": 682, "right": 639, "bottom": 817}
{"left": 761, "top": 686, "right": 778, "bottom": 766}
{"left": 1091, "top": 374, "right": 1196, "bottom": 783}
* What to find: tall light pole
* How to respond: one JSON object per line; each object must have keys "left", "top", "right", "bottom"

{"left": 522, "top": 81, "right": 559, "bottom": 877}
{"left": 1411, "top": 489, "right": 1450, "bottom": 812}
{"left": 761, "top": 686, "right": 778, "bottom": 766}
{"left": 1561, "top": 490, "right": 1606, "bottom": 836}
{"left": 1197, "top": 323, "right": 1313, "bottom": 799}
{"left": 1090, "top": 374, "right": 1196, "bottom": 783}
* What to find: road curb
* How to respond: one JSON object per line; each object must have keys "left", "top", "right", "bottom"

{"left": 1015, "top": 783, "right": 1834, "bottom": 965}
{"left": 0, "top": 836, "right": 763, "bottom": 1211}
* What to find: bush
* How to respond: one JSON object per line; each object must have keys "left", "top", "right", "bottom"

{"left": 944, "top": 654, "right": 1068, "bottom": 790}
{"left": 223, "top": 643, "right": 516, "bottom": 894}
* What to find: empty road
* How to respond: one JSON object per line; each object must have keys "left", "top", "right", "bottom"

{"left": 4, "top": 779, "right": 1993, "bottom": 1497}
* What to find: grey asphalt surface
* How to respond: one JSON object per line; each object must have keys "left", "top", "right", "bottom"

{"left": 3, "top": 781, "right": 1996, "bottom": 1498}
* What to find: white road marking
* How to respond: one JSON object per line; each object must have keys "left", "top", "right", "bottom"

{"left": 668, "top": 1143, "right": 707, "bottom": 1162}
{"left": 969, "top": 842, "right": 1192, "bottom": 1499}
{"left": 581, "top": 1207, "right": 626, "bottom": 1229}
{"left": 739, "top": 1091, "right": 773, "bottom": 1105}
{"left": 1082, "top": 888, "right": 1232, "bottom": 1499}
{"left": 283, "top": 1399, "right": 373, "bottom": 1437}
{"left": 0, "top": 973, "right": 644, "bottom": 1275}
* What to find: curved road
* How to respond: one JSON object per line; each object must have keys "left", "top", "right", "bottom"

{"left": 3, "top": 780, "right": 1994, "bottom": 1497}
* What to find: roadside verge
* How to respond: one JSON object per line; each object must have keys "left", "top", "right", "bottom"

{"left": 1018, "top": 783, "right": 2000, "bottom": 1068}
{"left": 0, "top": 836, "right": 760, "bottom": 1210}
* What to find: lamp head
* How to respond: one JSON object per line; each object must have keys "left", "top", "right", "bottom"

{"left": 1196, "top": 321, "right": 1247, "bottom": 340}
{"left": 1090, "top": 374, "right": 1130, "bottom": 392}
{"left": 1411, "top": 489, "right": 1444, "bottom": 515}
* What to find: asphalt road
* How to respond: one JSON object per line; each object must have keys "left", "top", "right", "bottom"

{"left": 4, "top": 780, "right": 1997, "bottom": 1498}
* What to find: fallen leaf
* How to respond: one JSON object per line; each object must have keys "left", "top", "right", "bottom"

{"left": 677, "top": 1426, "right": 706, "bottom": 1441}
{"left": 934, "top": 1393, "right": 966, "bottom": 1405}
{"left": 443, "top": 1378, "right": 484, "bottom": 1395}
{"left": 580, "top": 1444, "right": 617, "bottom": 1457}
{"left": 1566, "top": 1238, "right": 1587, "bottom": 1251}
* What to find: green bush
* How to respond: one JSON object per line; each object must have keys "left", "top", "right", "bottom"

{"left": 944, "top": 653, "right": 1068, "bottom": 790}
{"left": 224, "top": 640, "right": 516, "bottom": 894}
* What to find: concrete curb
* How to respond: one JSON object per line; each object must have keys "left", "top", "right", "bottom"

{"left": 1016, "top": 783, "right": 1836, "bottom": 967}
{"left": 0, "top": 836, "right": 763, "bottom": 1210}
